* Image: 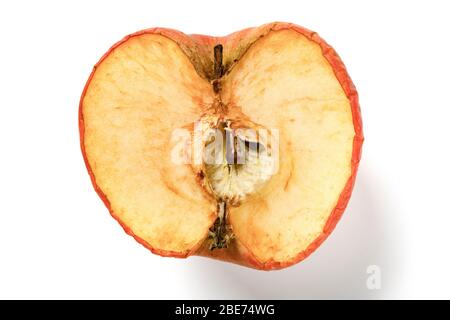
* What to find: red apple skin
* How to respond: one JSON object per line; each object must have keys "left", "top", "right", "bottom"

{"left": 79, "top": 22, "right": 363, "bottom": 270}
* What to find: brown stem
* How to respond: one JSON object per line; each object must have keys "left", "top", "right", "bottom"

{"left": 213, "top": 44, "right": 223, "bottom": 93}
{"left": 214, "top": 44, "right": 223, "bottom": 78}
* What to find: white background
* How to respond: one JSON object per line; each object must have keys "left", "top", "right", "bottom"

{"left": 0, "top": 0, "right": 449, "bottom": 299}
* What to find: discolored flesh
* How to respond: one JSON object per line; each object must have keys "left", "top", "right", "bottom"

{"left": 81, "top": 34, "right": 216, "bottom": 256}
{"left": 221, "top": 30, "right": 355, "bottom": 265}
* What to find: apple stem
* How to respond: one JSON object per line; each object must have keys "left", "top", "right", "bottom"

{"left": 214, "top": 44, "right": 223, "bottom": 78}
{"left": 213, "top": 44, "right": 223, "bottom": 93}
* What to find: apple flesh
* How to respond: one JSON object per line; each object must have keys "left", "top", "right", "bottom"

{"left": 79, "top": 22, "right": 363, "bottom": 270}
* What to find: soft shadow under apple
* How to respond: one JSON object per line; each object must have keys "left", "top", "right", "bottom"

{"left": 184, "top": 162, "right": 401, "bottom": 299}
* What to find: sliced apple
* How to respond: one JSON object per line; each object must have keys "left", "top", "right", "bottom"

{"left": 80, "top": 22, "right": 363, "bottom": 270}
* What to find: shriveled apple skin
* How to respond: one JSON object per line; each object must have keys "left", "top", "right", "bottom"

{"left": 80, "top": 22, "right": 363, "bottom": 270}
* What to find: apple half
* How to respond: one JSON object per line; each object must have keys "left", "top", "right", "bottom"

{"left": 79, "top": 22, "right": 363, "bottom": 270}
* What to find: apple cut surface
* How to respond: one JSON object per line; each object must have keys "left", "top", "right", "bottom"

{"left": 221, "top": 30, "right": 355, "bottom": 266}
{"left": 80, "top": 22, "right": 363, "bottom": 270}
{"left": 81, "top": 34, "right": 217, "bottom": 255}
